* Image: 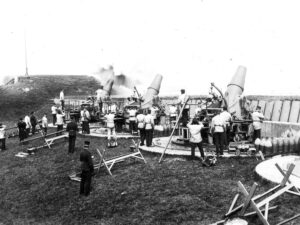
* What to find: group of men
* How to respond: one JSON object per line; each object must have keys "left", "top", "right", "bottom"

{"left": 17, "top": 111, "right": 47, "bottom": 142}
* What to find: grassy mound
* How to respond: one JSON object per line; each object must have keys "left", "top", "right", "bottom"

{"left": 0, "top": 75, "right": 100, "bottom": 122}
{"left": 1, "top": 131, "right": 300, "bottom": 224}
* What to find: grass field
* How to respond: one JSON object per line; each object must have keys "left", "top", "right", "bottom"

{"left": 1, "top": 128, "right": 300, "bottom": 225}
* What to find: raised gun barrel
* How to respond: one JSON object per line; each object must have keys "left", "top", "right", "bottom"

{"left": 224, "top": 66, "right": 247, "bottom": 119}
{"left": 141, "top": 74, "right": 163, "bottom": 109}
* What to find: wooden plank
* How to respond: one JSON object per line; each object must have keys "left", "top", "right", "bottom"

{"left": 289, "top": 101, "right": 300, "bottom": 123}
{"left": 264, "top": 202, "right": 269, "bottom": 220}
{"left": 264, "top": 101, "right": 274, "bottom": 121}
{"left": 238, "top": 181, "right": 270, "bottom": 225}
{"left": 276, "top": 214, "right": 300, "bottom": 225}
{"left": 275, "top": 163, "right": 291, "bottom": 184}
{"left": 279, "top": 100, "right": 291, "bottom": 122}
{"left": 258, "top": 101, "right": 267, "bottom": 114}
{"left": 280, "top": 164, "right": 295, "bottom": 187}
{"left": 256, "top": 184, "right": 294, "bottom": 208}
{"left": 227, "top": 194, "right": 239, "bottom": 215}
{"left": 241, "top": 183, "right": 258, "bottom": 215}
{"left": 272, "top": 101, "right": 283, "bottom": 122}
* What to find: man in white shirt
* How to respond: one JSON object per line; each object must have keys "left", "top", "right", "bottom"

{"left": 0, "top": 123, "right": 7, "bottom": 150}
{"left": 41, "top": 114, "right": 48, "bottom": 135}
{"left": 252, "top": 106, "right": 264, "bottom": 142}
{"left": 128, "top": 107, "right": 137, "bottom": 134}
{"left": 24, "top": 114, "right": 32, "bottom": 138}
{"left": 144, "top": 109, "right": 155, "bottom": 147}
{"left": 51, "top": 104, "right": 57, "bottom": 125}
{"left": 104, "top": 111, "right": 117, "bottom": 142}
{"left": 169, "top": 104, "right": 177, "bottom": 122}
{"left": 60, "top": 90, "right": 65, "bottom": 110}
{"left": 220, "top": 107, "right": 232, "bottom": 149}
{"left": 187, "top": 118, "right": 204, "bottom": 160}
{"left": 81, "top": 107, "right": 90, "bottom": 134}
{"left": 56, "top": 110, "right": 65, "bottom": 136}
{"left": 177, "top": 89, "right": 189, "bottom": 127}
{"left": 211, "top": 111, "right": 226, "bottom": 156}
{"left": 136, "top": 109, "right": 146, "bottom": 146}
{"left": 150, "top": 105, "right": 159, "bottom": 125}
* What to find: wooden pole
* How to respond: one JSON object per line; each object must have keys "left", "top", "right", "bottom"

{"left": 159, "top": 97, "right": 189, "bottom": 163}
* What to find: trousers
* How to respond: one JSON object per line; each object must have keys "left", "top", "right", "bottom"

{"left": 214, "top": 132, "right": 225, "bottom": 155}
{"left": 139, "top": 128, "right": 146, "bottom": 145}
{"left": 145, "top": 129, "right": 153, "bottom": 146}
{"left": 190, "top": 142, "right": 204, "bottom": 158}
{"left": 80, "top": 171, "right": 92, "bottom": 196}
{"left": 69, "top": 136, "right": 76, "bottom": 153}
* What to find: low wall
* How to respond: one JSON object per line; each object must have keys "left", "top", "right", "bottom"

{"left": 261, "top": 121, "right": 300, "bottom": 138}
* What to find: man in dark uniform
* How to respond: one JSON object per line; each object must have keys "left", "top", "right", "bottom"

{"left": 79, "top": 141, "right": 94, "bottom": 196}
{"left": 17, "top": 118, "right": 27, "bottom": 142}
{"left": 66, "top": 117, "right": 79, "bottom": 153}
{"left": 30, "top": 111, "right": 38, "bottom": 134}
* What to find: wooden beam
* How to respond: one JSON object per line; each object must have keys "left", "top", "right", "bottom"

{"left": 238, "top": 181, "right": 270, "bottom": 225}
{"left": 241, "top": 183, "right": 258, "bottom": 215}
{"left": 280, "top": 164, "right": 295, "bottom": 187}
{"left": 227, "top": 194, "right": 239, "bottom": 215}
{"left": 276, "top": 214, "right": 300, "bottom": 225}
{"left": 256, "top": 184, "right": 294, "bottom": 208}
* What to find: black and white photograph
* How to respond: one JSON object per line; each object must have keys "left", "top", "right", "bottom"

{"left": 1, "top": 0, "right": 300, "bottom": 224}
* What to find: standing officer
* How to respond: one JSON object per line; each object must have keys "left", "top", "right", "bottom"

{"left": 79, "top": 141, "right": 94, "bottom": 196}
{"left": 211, "top": 111, "right": 226, "bottom": 157}
{"left": 66, "top": 116, "right": 79, "bottom": 153}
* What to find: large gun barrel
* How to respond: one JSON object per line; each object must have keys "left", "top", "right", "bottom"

{"left": 224, "top": 66, "right": 247, "bottom": 118}
{"left": 141, "top": 74, "right": 163, "bottom": 109}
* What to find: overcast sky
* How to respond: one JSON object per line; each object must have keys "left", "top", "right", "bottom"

{"left": 1, "top": 0, "right": 300, "bottom": 95}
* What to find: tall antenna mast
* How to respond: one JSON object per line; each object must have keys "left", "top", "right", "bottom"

{"left": 24, "top": 30, "right": 29, "bottom": 77}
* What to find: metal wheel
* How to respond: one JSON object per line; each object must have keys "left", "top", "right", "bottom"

{"left": 235, "top": 149, "right": 241, "bottom": 156}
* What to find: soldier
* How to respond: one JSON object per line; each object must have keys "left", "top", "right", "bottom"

{"left": 60, "top": 89, "right": 65, "bottom": 110}
{"left": 187, "top": 118, "right": 204, "bottom": 160}
{"left": 56, "top": 110, "right": 65, "bottom": 136}
{"left": 79, "top": 141, "right": 94, "bottom": 196}
{"left": 51, "top": 103, "right": 57, "bottom": 125}
{"left": 211, "top": 111, "right": 226, "bottom": 157}
{"left": 169, "top": 104, "right": 177, "bottom": 122}
{"left": 104, "top": 110, "right": 117, "bottom": 146}
{"left": 128, "top": 107, "right": 137, "bottom": 134}
{"left": 30, "top": 111, "right": 38, "bottom": 135}
{"left": 81, "top": 107, "right": 90, "bottom": 134}
{"left": 177, "top": 89, "right": 189, "bottom": 127}
{"left": 17, "top": 118, "right": 27, "bottom": 142}
{"left": 0, "top": 123, "right": 7, "bottom": 150}
{"left": 220, "top": 107, "right": 232, "bottom": 149}
{"left": 136, "top": 109, "right": 146, "bottom": 146}
{"left": 24, "top": 114, "right": 31, "bottom": 138}
{"left": 66, "top": 116, "right": 79, "bottom": 153}
{"left": 252, "top": 106, "right": 265, "bottom": 142}
{"left": 144, "top": 109, "right": 154, "bottom": 147}
{"left": 41, "top": 114, "right": 48, "bottom": 135}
